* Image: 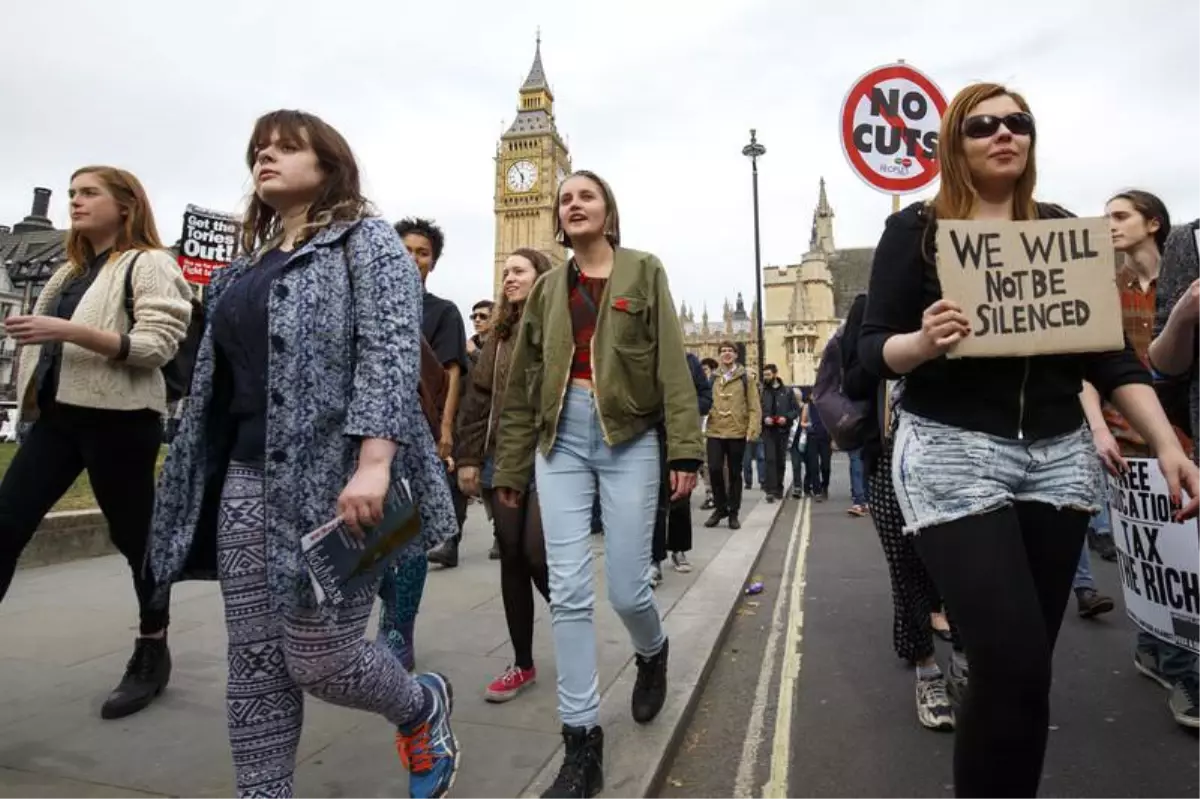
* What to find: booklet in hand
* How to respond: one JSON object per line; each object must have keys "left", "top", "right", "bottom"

{"left": 301, "top": 480, "right": 421, "bottom": 607}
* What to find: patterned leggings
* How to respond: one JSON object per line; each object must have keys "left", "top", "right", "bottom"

{"left": 218, "top": 465, "right": 426, "bottom": 798}
{"left": 378, "top": 544, "right": 429, "bottom": 656}
{"left": 868, "top": 441, "right": 963, "bottom": 663}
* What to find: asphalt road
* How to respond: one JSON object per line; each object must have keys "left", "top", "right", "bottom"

{"left": 659, "top": 456, "right": 1199, "bottom": 798}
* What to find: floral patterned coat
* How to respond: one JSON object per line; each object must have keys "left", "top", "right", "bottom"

{"left": 147, "top": 217, "right": 456, "bottom": 610}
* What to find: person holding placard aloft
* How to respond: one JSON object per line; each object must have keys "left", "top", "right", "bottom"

{"left": 858, "top": 82, "right": 1200, "bottom": 798}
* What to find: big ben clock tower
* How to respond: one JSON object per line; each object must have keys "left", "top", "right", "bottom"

{"left": 493, "top": 33, "right": 572, "bottom": 294}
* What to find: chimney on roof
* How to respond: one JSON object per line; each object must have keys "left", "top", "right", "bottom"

{"left": 12, "top": 187, "right": 55, "bottom": 233}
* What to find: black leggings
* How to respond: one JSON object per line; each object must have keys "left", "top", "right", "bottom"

{"left": 914, "top": 502, "right": 1088, "bottom": 798}
{"left": 0, "top": 402, "right": 167, "bottom": 634}
{"left": 492, "top": 485, "right": 549, "bottom": 670}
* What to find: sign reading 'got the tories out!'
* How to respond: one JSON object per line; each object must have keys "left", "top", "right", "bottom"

{"left": 934, "top": 216, "right": 1125, "bottom": 358}
{"left": 178, "top": 204, "right": 240, "bottom": 286}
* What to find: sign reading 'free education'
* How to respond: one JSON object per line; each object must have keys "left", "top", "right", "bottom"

{"left": 1109, "top": 459, "right": 1199, "bottom": 655}
{"left": 935, "top": 216, "right": 1125, "bottom": 358}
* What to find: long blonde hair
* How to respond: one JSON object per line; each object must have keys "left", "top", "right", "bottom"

{"left": 65, "top": 166, "right": 163, "bottom": 270}
{"left": 931, "top": 82, "right": 1038, "bottom": 222}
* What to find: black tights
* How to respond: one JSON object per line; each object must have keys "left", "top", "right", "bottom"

{"left": 492, "top": 486, "right": 549, "bottom": 670}
{"left": 0, "top": 403, "right": 167, "bottom": 634}
{"left": 914, "top": 502, "right": 1088, "bottom": 798}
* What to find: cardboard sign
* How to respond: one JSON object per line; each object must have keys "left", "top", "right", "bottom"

{"left": 935, "top": 216, "right": 1124, "bottom": 358}
{"left": 1108, "top": 459, "right": 1199, "bottom": 655}
{"left": 840, "top": 63, "right": 947, "bottom": 195}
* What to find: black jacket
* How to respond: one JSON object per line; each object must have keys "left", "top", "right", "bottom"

{"left": 761, "top": 379, "right": 799, "bottom": 430}
{"left": 858, "top": 201, "right": 1150, "bottom": 441}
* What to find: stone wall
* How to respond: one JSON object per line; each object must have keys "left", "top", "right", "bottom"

{"left": 17, "top": 510, "right": 114, "bottom": 569}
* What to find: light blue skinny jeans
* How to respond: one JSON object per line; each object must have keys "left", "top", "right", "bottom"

{"left": 535, "top": 385, "right": 665, "bottom": 728}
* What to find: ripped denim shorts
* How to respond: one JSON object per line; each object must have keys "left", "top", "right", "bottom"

{"left": 891, "top": 411, "right": 1101, "bottom": 535}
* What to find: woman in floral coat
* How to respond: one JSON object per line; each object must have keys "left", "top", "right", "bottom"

{"left": 148, "top": 110, "right": 459, "bottom": 799}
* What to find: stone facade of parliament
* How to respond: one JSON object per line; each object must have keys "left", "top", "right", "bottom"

{"left": 679, "top": 179, "right": 873, "bottom": 387}
{"left": 491, "top": 40, "right": 873, "bottom": 387}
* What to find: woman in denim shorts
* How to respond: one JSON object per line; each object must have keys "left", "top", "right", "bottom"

{"left": 859, "top": 83, "right": 1199, "bottom": 797}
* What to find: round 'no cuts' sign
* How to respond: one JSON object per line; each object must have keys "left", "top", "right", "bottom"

{"left": 840, "top": 63, "right": 947, "bottom": 195}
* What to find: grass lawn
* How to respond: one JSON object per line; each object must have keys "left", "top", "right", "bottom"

{"left": 0, "top": 442, "right": 169, "bottom": 513}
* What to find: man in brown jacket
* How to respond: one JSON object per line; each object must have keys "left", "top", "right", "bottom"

{"left": 703, "top": 342, "right": 761, "bottom": 529}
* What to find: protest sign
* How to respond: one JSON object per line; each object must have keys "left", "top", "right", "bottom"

{"left": 178, "top": 205, "right": 239, "bottom": 286}
{"left": 840, "top": 62, "right": 946, "bottom": 195}
{"left": 935, "top": 216, "right": 1124, "bottom": 358}
{"left": 1108, "top": 459, "right": 1199, "bottom": 655}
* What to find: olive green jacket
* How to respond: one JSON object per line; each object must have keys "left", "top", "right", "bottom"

{"left": 492, "top": 247, "right": 705, "bottom": 491}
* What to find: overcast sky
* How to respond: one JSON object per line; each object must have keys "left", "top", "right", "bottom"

{"left": 2, "top": 0, "right": 1197, "bottom": 321}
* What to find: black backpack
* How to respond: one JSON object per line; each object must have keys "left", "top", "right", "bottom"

{"left": 123, "top": 252, "right": 206, "bottom": 403}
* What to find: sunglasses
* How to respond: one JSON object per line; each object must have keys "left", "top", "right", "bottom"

{"left": 471, "top": 312, "right": 490, "bottom": 321}
{"left": 961, "top": 112, "right": 1035, "bottom": 139}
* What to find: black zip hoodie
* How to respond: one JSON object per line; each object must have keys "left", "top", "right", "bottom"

{"left": 858, "top": 201, "right": 1150, "bottom": 441}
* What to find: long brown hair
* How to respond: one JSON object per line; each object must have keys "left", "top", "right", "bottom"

{"left": 65, "top": 166, "right": 163, "bottom": 270}
{"left": 242, "top": 110, "right": 370, "bottom": 253}
{"left": 493, "top": 247, "right": 553, "bottom": 340}
{"left": 931, "top": 83, "right": 1038, "bottom": 222}
{"left": 555, "top": 170, "right": 621, "bottom": 249}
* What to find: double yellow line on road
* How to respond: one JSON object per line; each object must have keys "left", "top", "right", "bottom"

{"left": 732, "top": 496, "right": 813, "bottom": 799}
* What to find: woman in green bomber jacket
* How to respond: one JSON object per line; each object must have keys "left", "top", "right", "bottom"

{"left": 492, "top": 170, "right": 705, "bottom": 799}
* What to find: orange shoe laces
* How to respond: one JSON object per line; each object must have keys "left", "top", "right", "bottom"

{"left": 396, "top": 722, "right": 436, "bottom": 773}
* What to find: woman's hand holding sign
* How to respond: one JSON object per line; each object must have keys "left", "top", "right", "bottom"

{"left": 881, "top": 298, "right": 972, "bottom": 376}
{"left": 920, "top": 299, "right": 972, "bottom": 357}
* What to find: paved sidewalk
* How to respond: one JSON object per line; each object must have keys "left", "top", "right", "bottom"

{"left": 0, "top": 489, "right": 779, "bottom": 798}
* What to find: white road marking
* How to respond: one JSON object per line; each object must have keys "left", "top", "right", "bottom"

{"left": 733, "top": 497, "right": 808, "bottom": 799}
{"left": 763, "top": 496, "right": 812, "bottom": 797}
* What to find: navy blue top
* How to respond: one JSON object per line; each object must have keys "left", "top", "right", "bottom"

{"left": 211, "top": 247, "right": 291, "bottom": 464}
{"left": 36, "top": 249, "right": 110, "bottom": 409}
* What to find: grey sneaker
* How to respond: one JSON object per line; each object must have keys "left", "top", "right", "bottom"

{"left": 1168, "top": 679, "right": 1199, "bottom": 729}
{"left": 650, "top": 562, "right": 663, "bottom": 589}
{"left": 947, "top": 654, "right": 969, "bottom": 704}
{"left": 670, "top": 552, "right": 692, "bottom": 573}
{"left": 915, "top": 675, "right": 954, "bottom": 731}
{"left": 1133, "top": 648, "right": 1173, "bottom": 690}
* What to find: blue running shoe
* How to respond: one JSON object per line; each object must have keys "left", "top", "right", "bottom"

{"left": 397, "top": 672, "right": 459, "bottom": 798}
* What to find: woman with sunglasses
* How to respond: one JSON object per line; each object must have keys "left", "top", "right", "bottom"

{"left": 859, "top": 83, "right": 1199, "bottom": 797}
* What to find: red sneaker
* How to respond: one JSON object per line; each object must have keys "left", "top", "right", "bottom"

{"left": 485, "top": 665, "right": 536, "bottom": 703}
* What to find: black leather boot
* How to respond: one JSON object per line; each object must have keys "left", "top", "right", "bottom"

{"left": 101, "top": 635, "right": 171, "bottom": 720}
{"left": 542, "top": 724, "right": 604, "bottom": 798}
{"left": 632, "top": 638, "right": 669, "bottom": 723}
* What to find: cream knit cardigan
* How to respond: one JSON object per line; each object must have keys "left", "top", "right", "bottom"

{"left": 15, "top": 249, "right": 193, "bottom": 419}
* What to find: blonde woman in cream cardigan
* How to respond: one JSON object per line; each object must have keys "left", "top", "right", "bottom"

{"left": 2, "top": 166, "right": 191, "bottom": 721}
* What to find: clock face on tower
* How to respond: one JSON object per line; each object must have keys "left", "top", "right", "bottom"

{"left": 506, "top": 160, "right": 538, "bottom": 193}
{"left": 556, "top": 167, "right": 567, "bottom": 187}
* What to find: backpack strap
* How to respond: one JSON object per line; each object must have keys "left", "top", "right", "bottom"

{"left": 122, "top": 252, "right": 145, "bottom": 327}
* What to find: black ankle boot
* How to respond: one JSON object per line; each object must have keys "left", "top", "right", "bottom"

{"left": 101, "top": 635, "right": 171, "bottom": 720}
{"left": 542, "top": 724, "right": 603, "bottom": 798}
{"left": 703, "top": 510, "right": 726, "bottom": 528}
{"left": 632, "top": 637, "right": 669, "bottom": 724}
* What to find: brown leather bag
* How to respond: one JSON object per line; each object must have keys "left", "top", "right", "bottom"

{"left": 419, "top": 337, "right": 449, "bottom": 439}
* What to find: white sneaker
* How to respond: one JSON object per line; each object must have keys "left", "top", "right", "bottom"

{"left": 916, "top": 675, "right": 955, "bottom": 731}
{"left": 650, "top": 562, "right": 663, "bottom": 588}
{"left": 670, "top": 552, "right": 693, "bottom": 573}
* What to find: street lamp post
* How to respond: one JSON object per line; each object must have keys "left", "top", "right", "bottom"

{"left": 742, "top": 129, "right": 766, "bottom": 376}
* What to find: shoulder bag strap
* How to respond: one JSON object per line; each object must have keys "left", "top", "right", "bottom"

{"left": 122, "top": 251, "right": 145, "bottom": 326}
